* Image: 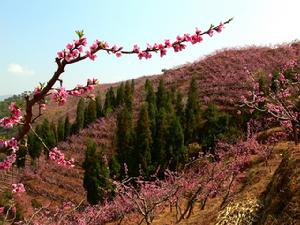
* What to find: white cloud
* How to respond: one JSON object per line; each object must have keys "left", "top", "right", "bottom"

{"left": 7, "top": 63, "right": 35, "bottom": 75}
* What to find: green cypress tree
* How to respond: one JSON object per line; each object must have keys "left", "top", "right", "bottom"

{"left": 109, "top": 155, "right": 121, "bottom": 179}
{"left": 83, "top": 140, "right": 112, "bottom": 205}
{"left": 145, "top": 79, "right": 157, "bottom": 146}
{"left": 28, "top": 128, "right": 42, "bottom": 161}
{"left": 116, "top": 107, "right": 135, "bottom": 176}
{"left": 201, "top": 104, "right": 229, "bottom": 152}
{"left": 50, "top": 121, "right": 57, "bottom": 144}
{"left": 76, "top": 98, "right": 85, "bottom": 131}
{"left": 84, "top": 100, "right": 97, "bottom": 126}
{"left": 135, "top": 103, "right": 152, "bottom": 176}
{"left": 156, "top": 79, "right": 168, "bottom": 111}
{"left": 131, "top": 79, "right": 135, "bottom": 95}
{"left": 175, "top": 91, "right": 184, "bottom": 124}
{"left": 103, "top": 87, "right": 114, "bottom": 115}
{"left": 167, "top": 117, "right": 187, "bottom": 170}
{"left": 64, "top": 115, "right": 71, "bottom": 139}
{"left": 57, "top": 117, "right": 65, "bottom": 142}
{"left": 116, "top": 83, "right": 125, "bottom": 107}
{"left": 184, "top": 76, "right": 201, "bottom": 144}
{"left": 95, "top": 94, "right": 103, "bottom": 118}
{"left": 41, "top": 118, "right": 56, "bottom": 156}
{"left": 16, "top": 144, "right": 27, "bottom": 168}
{"left": 124, "top": 81, "right": 133, "bottom": 111}
{"left": 152, "top": 108, "right": 168, "bottom": 168}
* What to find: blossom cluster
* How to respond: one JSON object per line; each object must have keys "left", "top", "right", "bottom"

{"left": 55, "top": 21, "right": 227, "bottom": 62}
{"left": 0, "top": 102, "right": 22, "bottom": 128}
{"left": 12, "top": 183, "right": 26, "bottom": 193}
{"left": 49, "top": 147, "right": 75, "bottom": 168}
{"left": 57, "top": 37, "right": 88, "bottom": 62}
{"left": 51, "top": 78, "right": 98, "bottom": 106}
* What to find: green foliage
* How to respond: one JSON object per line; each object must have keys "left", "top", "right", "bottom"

{"left": 200, "top": 104, "right": 229, "bottom": 151}
{"left": 64, "top": 115, "right": 71, "bottom": 139}
{"left": 57, "top": 117, "right": 65, "bottom": 142}
{"left": 167, "top": 116, "right": 187, "bottom": 170}
{"left": 84, "top": 100, "right": 97, "bottom": 126}
{"left": 175, "top": 91, "right": 184, "bottom": 124}
{"left": 95, "top": 94, "right": 104, "bottom": 118}
{"left": 109, "top": 155, "right": 121, "bottom": 179}
{"left": 152, "top": 108, "right": 168, "bottom": 168}
{"left": 116, "top": 83, "right": 125, "bottom": 107}
{"left": 16, "top": 144, "right": 27, "bottom": 168}
{"left": 116, "top": 106, "right": 135, "bottom": 176}
{"left": 83, "top": 140, "right": 112, "bottom": 205}
{"left": 41, "top": 118, "right": 56, "bottom": 156}
{"left": 76, "top": 98, "right": 85, "bottom": 131}
{"left": 156, "top": 79, "right": 168, "bottom": 111}
{"left": 124, "top": 81, "right": 133, "bottom": 111}
{"left": 184, "top": 76, "right": 201, "bottom": 144}
{"left": 103, "top": 87, "right": 115, "bottom": 115}
{"left": 28, "top": 129, "right": 42, "bottom": 160}
{"left": 135, "top": 103, "right": 152, "bottom": 176}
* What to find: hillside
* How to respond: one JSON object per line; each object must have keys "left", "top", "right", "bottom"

{"left": 2, "top": 42, "right": 300, "bottom": 222}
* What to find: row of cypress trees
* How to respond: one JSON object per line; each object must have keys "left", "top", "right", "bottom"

{"left": 114, "top": 76, "right": 236, "bottom": 178}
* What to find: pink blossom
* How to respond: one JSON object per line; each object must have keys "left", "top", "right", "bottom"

{"left": 164, "top": 39, "right": 172, "bottom": 48}
{"left": 51, "top": 87, "right": 68, "bottom": 106}
{"left": 116, "top": 52, "right": 122, "bottom": 58}
{"left": 12, "top": 183, "right": 25, "bottom": 193}
{"left": 57, "top": 51, "right": 64, "bottom": 59}
{"left": 49, "top": 147, "right": 74, "bottom": 168}
{"left": 86, "top": 50, "right": 97, "bottom": 61}
{"left": 208, "top": 29, "right": 214, "bottom": 37}
{"left": 0, "top": 103, "right": 22, "bottom": 128}
{"left": 66, "top": 43, "right": 74, "bottom": 50}
{"left": 216, "top": 22, "right": 224, "bottom": 33}
{"left": 133, "top": 44, "right": 140, "bottom": 53}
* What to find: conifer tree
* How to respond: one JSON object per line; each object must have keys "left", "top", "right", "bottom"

{"left": 50, "top": 121, "right": 57, "bottom": 144}
{"left": 83, "top": 140, "right": 112, "bottom": 205}
{"left": 57, "top": 117, "right": 65, "bottom": 142}
{"left": 95, "top": 94, "right": 103, "bottom": 118}
{"left": 152, "top": 108, "right": 168, "bottom": 168}
{"left": 131, "top": 79, "right": 135, "bottom": 95}
{"left": 109, "top": 155, "right": 121, "bottom": 179}
{"left": 167, "top": 116, "right": 187, "bottom": 170}
{"left": 116, "top": 83, "right": 125, "bottom": 107}
{"left": 156, "top": 79, "right": 168, "bottom": 111}
{"left": 184, "top": 76, "right": 201, "bottom": 144}
{"left": 201, "top": 104, "right": 229, "bottom": 152}
{"left": 76, "top": 98, "right": 85, "bottom": 131}
{"left": 41, "top": 118, "right": 56, "bottom": 156}
{"left": 145, "top": 79, "right": 157, "bottom": 143}
{"left": 28, "top": 128, "right": 42, "bottom": 161}
{"left": 116, "top": 106, "right": 135, "bottom": 176}
{"left": 16, "top": 144, "right": 27, "bottom": 168}
{"left": 103, "top": 87, "right": 115, "bottom": 115}
{"left": 64, "top": 115, "right": 71, "bottom": 139}
{"left": 84, "top": 100, "right": 97, "bottom": 126}
{"left": 175, "top": 91, "right": 184, "bottom": 124}
{"left": 124, "top": 81, "right": 133, "bottom": 111}
{"left": 135, "top": 103, "right": 152, "bottom": 176}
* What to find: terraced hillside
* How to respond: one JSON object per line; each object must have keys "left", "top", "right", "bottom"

{"left": 16, "top": 42, "right": 300, "bottom": 211}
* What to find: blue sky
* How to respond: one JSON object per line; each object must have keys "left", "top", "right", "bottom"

{"left": 0, "top": 0, "right": 299, "bottom": 95}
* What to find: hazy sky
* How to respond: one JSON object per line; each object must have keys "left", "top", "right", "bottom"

{"left": 0, "top": 0, "right": 299, "bottom": 95}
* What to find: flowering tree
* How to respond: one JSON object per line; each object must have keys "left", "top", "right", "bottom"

{"left": 0, "top": 18, "right": 232, "bottom": 191}
{"left": 242, "top": 60, "right": 300, "bottom": 144}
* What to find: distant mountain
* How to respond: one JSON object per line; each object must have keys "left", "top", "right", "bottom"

{"left": 0, "top": 95, "right": 11, "bottom": 101}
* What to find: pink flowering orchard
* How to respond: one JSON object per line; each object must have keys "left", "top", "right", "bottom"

{"left": 0, "top": 19, "right": 232, "bottom": 195}
{"left": 242, "top": 60, "right": 300, "bottom": 144}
